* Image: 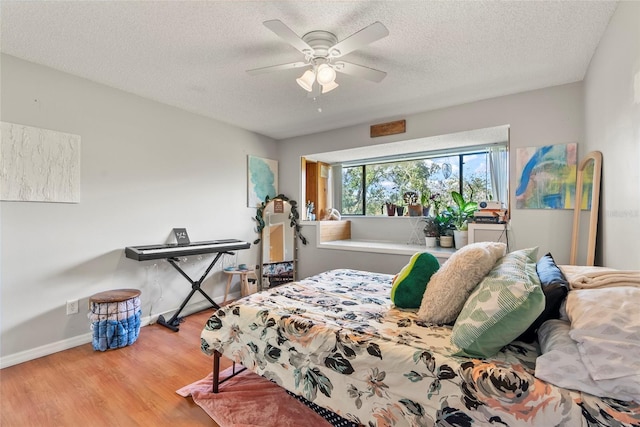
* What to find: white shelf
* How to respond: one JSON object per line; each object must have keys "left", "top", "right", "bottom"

{"left": 468, "top": 222, "right": 509, "bottom": 244}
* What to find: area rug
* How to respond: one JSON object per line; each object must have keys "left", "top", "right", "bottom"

{"left": 177, "top": 366, "right": 334, "bottom": 427}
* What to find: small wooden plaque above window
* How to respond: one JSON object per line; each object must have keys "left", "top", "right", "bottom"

{"left": 370, "top": 119, "right": 406, "bottom": 138}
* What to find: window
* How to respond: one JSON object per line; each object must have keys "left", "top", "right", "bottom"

{"left": 341, "top": 144, "right": 507, "bottom": 216}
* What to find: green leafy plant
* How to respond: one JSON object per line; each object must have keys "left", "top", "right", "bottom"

{"left": 435, "top": 212, "right": 454, "bottom": 236}
{"left": 403, "top": 191, "right": 419, "bottom": 205}
{"left": 447, "top": 191, "right": 478, "bottom": 231}
{"left": 421, "top": 216, "right": 438, "bottom": 237}
{"left": 420, "top": 189, "right": 431, "bottom": 207}
{"left": 429, "top": 192, "right": 445, "bottom": 218}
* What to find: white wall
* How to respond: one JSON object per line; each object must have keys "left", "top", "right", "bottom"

{"left": 0, "top": 55, "right": 276, "bottom": 364}
{"left": 279, "top": 82, "right": 585, "bottom": 273}
{"left": 583, "top": 1, "right": 640, "bottom": 269}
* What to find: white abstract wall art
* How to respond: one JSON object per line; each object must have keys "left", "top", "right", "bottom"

{"left": 1, "top": 122, "right": 81, "bottom": 203}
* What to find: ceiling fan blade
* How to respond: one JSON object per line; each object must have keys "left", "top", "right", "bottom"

{"left": 263, "top": 20, "right": 313, "bottom": 55}
{"left": 329, "top": 22, "right": 389, "bottom": 57}
{"left": 246, "top": 61, "right": 310, "bottom": 76}
{"left": 335, "top": 61, "right": 387, "bottom": 83}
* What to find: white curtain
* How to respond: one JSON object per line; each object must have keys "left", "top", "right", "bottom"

{"left": 489, "top": 145, "right": 508, "bottom": 205}
{"left": 331, "top": 164, "right": 342, "bottom": 212}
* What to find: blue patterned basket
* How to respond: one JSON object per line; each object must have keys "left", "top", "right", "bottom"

{"left": 89, "top": 289, "right": 141, "bottom": 351}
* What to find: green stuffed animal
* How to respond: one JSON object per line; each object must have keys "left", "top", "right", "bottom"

{"left": 391, "top": 252, "right": 440, "bottom": 309}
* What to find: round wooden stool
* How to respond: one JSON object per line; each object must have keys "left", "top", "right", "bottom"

{"left": 90, "top": 288, "right": 141, "bottom": 304}
{"left": 223, "top": 269, "right": 258, "bottom": 303}
{"left": 89, "top": 288, "right": 142, "bottom": 351}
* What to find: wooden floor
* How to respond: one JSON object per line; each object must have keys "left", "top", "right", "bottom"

{"left": 0, "top": 309, "right": 233, "bottom": 427}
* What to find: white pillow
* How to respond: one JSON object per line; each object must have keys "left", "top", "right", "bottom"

{"left": 565, "top": 287, "right": 640, "bottom": 401}
{"left": 535, "top": 319, "right": 636, "bottom": 401}
{"left": 567, "top": 287, "right": 640, "bottom": 378}
{"left": 417, "top": 241, "right": 506, "bottom": 324}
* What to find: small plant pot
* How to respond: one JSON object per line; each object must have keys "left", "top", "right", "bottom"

{"left": 385, "top": 203, "right": 396, "bottom": 216}
{"left": 454, "top": 230, "right": 468, "bottom": 249}
{"left": 408, "top": 204, "right": 422, "bottom": 217}
{"left": 439, "top": 235, "right": 454, "bottom": 248}
{"left": 396, "top": 206, "right": 405, "bottom": 216}
{"left": 425, "top": 236, "right": 437, "bottom": 248}
{"left": 422, "top": 205, "right": 431, "bottom": 217}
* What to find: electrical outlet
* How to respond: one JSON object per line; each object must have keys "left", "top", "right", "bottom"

{"left": 66, "top": 299, "right": 79, "bottom": 315}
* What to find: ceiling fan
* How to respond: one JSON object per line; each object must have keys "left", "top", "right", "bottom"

{"left": 247, "top": 20, "right": 389, "bottom": 97}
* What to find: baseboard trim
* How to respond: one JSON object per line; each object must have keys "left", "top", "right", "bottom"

{"left": 0, "top": 293, "right": 238, "bottom": 369}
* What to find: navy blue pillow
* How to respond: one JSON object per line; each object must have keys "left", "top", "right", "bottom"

{"left": 536, "top": 252, "right": 570, "bottom": 287}
{"left": 516, "top": 253, "right": 569, "bottom": 343}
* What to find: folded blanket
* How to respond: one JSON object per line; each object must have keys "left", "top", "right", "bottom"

{"left": 569, "top": 270, "right": 640, "bottom": 290}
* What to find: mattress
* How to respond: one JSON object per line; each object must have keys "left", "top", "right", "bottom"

{"left": 201, "top": 268, "right": 640, "bottom": 426}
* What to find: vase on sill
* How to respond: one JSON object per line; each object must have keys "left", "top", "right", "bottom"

{"left": 425, "top": 236, "right": 437, "bottom": 248}
{"left": 396, "top": 206, "right": 405, "bottom": 216}
{"left": 385, "top": 203, "right": 396, "bottom": 216}
{"left": 453, "top": 230, "right": 468, "bottom": 249}
{"left": 408, "top": 204, "right": 422, "bottom": 217}
{"left": 422, "top": 205, "right": 430, "bottom": 217}
{"left": 439, "top": 235, "right": 454, "bottom": 248}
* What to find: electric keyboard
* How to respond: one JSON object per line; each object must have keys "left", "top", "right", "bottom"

{"left": 125, "top": 239, "right": 250, "bottom": 261}
{"left": 124, "top": 238, "right": 252, "bottom": 331}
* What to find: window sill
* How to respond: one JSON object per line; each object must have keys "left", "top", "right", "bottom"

{"left": 318, "top": 239, "right": 455, "bottom": 259}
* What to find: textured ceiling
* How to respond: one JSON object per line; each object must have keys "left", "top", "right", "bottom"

{"left": 1, "top": 1, "right": 617, "bottom": 140}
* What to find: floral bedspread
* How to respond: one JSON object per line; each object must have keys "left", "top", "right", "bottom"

{"left": 201, "top": 269, "right": 640, "bottom": 426}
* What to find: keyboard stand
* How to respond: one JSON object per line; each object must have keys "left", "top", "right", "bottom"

{"left": 157, "top": 251, "right": 230, "bottom": 332}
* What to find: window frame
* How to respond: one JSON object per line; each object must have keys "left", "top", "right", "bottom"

{"left": 340, "top": 143, "right": 506, "bottom": 216}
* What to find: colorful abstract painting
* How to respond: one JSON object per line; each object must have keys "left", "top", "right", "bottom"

{"left": 515, "top": 143, "right": 577, "bottom": 209}
{"left": 247, "top": 155, "right": 277, "bottom": 207}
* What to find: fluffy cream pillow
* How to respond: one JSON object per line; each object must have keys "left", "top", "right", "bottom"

{"left": 417, "top": 241, "right": 506, "bottom": 324}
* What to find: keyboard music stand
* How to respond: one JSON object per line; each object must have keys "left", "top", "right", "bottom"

{"left": 157, "top": 251, "right": 229, "bottom": 331}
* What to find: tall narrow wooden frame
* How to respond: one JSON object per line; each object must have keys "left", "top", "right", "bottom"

{"left": 570, "top": 151, "right": 602, "bottom": 266}
{"left": 259, "top": 198, "right": 297, "bottom": 290}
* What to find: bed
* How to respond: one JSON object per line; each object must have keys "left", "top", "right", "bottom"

{"left": 200, "top": 246, "right": 640, "bottom": 426}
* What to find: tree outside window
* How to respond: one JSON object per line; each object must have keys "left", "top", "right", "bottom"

{"left": 341, "top": 148, "right": 499, "bottom": 216}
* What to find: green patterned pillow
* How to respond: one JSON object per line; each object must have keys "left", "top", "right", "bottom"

{"left": 451, "top": 247, "right": 544, "bottom": 358}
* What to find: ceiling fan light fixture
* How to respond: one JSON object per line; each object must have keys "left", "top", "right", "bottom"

{"left": 316, "top": 64, "right": 336, "bottom": 85}
{"left": 251, "top": 20, "right": 389, "bottom": 96}
{"left": 296, "top": 69, "right": 315, "bottom": 92}
{"left": 321, "top": 80, "right": 339, "bottom": 94}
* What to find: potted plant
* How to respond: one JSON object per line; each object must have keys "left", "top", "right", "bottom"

{"left": 420, "top": 191, "right": 431, "bottom": 216}
{"left": 429, "top": 192, "right": 444, "bottom": 218}
{"left": 404, "top": 191, "right": 422, "bottom": 216}
{"left": 384, "top": 201, "right": 396, "bottom": 216}
{"left": 447, "top": 191, "right": 478, "bottom": 249}
{"left": 435, "top": 212, "right": 454, "bottom": 248}
{"left": 422, "top": 216, "right": 438, "bottom": 247}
